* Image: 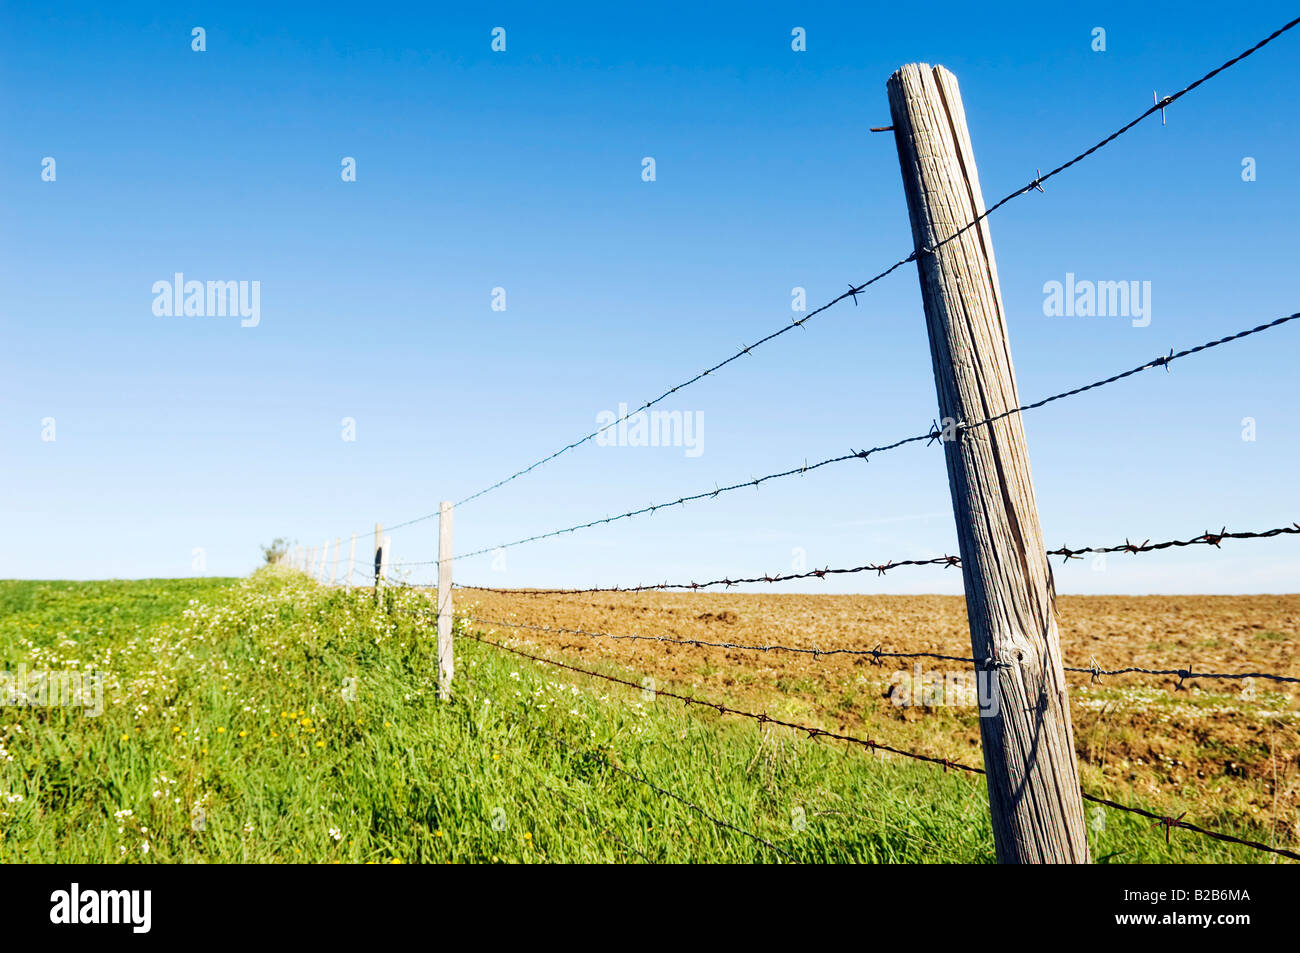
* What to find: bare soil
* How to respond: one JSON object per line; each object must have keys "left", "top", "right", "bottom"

{"left": 460, "top": 591, "right": 1300, "bottom": 843}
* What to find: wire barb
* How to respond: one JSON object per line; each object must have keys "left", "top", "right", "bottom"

{"left": 447, "top": 520, "right": 1298, "bottom": 596}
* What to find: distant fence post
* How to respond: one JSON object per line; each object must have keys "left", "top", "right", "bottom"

{"left": 347, "top": 533, "right": 357, "bottom": 587}
{"left": 373, "top": 523, "right": 384, "bottom": 594}
{"left": 886, "top": 63, "right": 1089, "bottom": 863}
{"left": 330, "top": 537, "right": 341, "bottom": 585}
{"left": 437, "top": 501, "right": 454, "bottom": 699}
{"left": 320, "top": 539, "right": 330, "bottom": 581}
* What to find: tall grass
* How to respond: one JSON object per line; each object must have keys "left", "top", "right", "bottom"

{"left": 0, "top": 571, "right": 1279, "bottom": 862}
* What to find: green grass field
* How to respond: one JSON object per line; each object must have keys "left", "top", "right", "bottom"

{"left": 0, "top": 569, "right": 1280, "bottom": 863}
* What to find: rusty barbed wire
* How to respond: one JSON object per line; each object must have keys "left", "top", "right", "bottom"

{"left": 1077, "top": 791, "right": 1298, "bottom": 860}
{"left": 455, "top": 555, "right": 963, "bottom": 593}
{"left": 464, "top": 629, "right": 983, "bottom": 770}
{"left": 462, "top": 614, "right": 1300, "bottom": 687}
{"left": 959, "top": 311, "right": 1300, "bottom": 438}
{"left": 376, "top": 16, "right": 1300, "bottom": 527}
{"left": 462, "top": 629, "right": 1300, "bottom": 861}
{"left": 1047, "top": 524, "right": 1300, "bottom": 561}
{"left": 381, "top": 310, "right": 1299, "bottom": 565}
{"left": 449, "top": 521, "right": 1300, "bottom": 593}
{"left": 1066, "top": 660, "right": 1300, "bottom": 686}
{"left": 463, "top": 614, "right": 981, "bottom": 664}
{"left": 400, "top": 446, "right": 886, "bottom": 563}
{"left": 922, "top": 15, "right": 1300, "bottom": 256}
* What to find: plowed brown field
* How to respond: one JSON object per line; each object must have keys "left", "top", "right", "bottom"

{"left": 460, "top": 591, "right": 1300, "bottom": 841}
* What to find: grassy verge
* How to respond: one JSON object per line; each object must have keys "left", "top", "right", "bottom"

{"left": 0, "top": 571, "right": 1284, "bottom": 862}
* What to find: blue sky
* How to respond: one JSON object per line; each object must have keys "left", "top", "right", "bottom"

{"left": 3, "top": 1, "right": 1298, "bottom": 593}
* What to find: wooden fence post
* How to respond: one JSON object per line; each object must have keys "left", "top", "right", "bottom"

{"left": 320, "top": 540, "right": 330, "bottom": 581}
{"left": 373, "top": 523, "right": 384, "bottom": 593}
{"left": 886, "top": 63, "right": 1090, "bottom": 863}
{"left": 437, "top": 501, "right": 454, "bottom": 699}
{"left": 347, "top": 533, "right": 357, "bottom": 587}
{"left": 330, "top": 537, "right": 341, "bottom": 585}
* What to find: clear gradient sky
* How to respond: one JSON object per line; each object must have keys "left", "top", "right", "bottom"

{"left": 3, "top": 2, "right": 1298, "bottom": 593}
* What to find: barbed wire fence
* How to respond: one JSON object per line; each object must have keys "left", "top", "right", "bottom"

{"left": 277, "top": 16, "right": 1300, "bottom": 863}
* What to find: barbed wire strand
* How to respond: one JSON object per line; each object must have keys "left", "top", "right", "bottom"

{"left": 461, "top": 614, "right": 1300, "bottom": 686}
{"left": 452, "top": 523, "right": 1300, "bottom": 594}
{"left": 368, "top": 16, "right": 1300, "bottom": 530}
{"left": 462, "top": 630, "right": 1300, "bottom": 860}
{"left": 464, "top": 614, "right": 980, "bottom": 664}
{"left": 390, "top": 310, "right": 1298, "bottom": 566}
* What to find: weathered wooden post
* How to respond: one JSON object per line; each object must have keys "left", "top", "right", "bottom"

{"left": 886, "top": 63, "right": 1089, "bottom": 863}
{"left": 319, "top": 539, "right": 331, "bottom": 581}
{"left": 374, "top": 523, "right": 384, "bottom": 594}
{"left": 437, "top": 501, "right": 454, "bottom": 699}
{"left": 329, "top": 537, "right": 341, "bottom": 585}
